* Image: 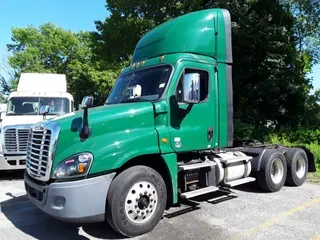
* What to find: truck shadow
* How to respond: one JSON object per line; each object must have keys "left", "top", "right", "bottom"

{"left": 231, "top": 181, "right": 268, "bottom": 193}
{"left": 1, "top": 194, "right": 125, "bottom": 240}
{"left": 1, "top": 180, "right": 267, "bottom": 239}
{"left": 163, "top": 182, "right": 267, "bottom": 218}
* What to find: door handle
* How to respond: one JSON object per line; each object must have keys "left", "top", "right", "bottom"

{"left": 207, "top": 128, "right": 213, "bottom": 142}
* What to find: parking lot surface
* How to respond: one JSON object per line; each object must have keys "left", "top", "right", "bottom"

{"left": 1, "top": 170, "right": 320, "bottom": 240}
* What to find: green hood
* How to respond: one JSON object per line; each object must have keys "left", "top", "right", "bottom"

{"left": 50, "top": 102, "right": 160, "bottom": 175}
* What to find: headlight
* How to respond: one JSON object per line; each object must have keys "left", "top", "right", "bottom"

{"left": 53, "top": 152, "right": 93, "bottom": 179}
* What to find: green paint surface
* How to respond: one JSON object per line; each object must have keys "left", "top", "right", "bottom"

{"left": 132, "top": 9, "right": 227, "bottom": 63}
{"left": 51, "top": 103, "right": 160, "bottom": 174}
{"left": 161, "top": 153, "right": 178, "bottom": 204}
{"left": 45, "top": 9, "right": 232, "bottom": 203}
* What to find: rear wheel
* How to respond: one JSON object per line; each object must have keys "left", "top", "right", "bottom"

{"left": 284, "top": 148, "right": 308, "bottom": 186}
{"left": 106, "top": 166, "right": 167, "bottom": 237}
{"left": 257, "top": 149, "right": 287, "bottom": 192}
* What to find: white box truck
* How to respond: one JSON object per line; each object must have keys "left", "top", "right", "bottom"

{"left": 0, "top": 73, "right": 74, "bottom": 171}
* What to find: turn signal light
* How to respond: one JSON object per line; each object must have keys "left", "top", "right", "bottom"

{"left": 78, "top": 163, "right": 85, "bottom": 173}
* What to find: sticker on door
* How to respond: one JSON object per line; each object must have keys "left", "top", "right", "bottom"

{"left": 174, "top": 137, "right": 182, "bottom": 148}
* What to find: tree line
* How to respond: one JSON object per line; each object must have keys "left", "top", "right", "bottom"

{"left": 1, "top": 0, "right": 320, "bottom": 140}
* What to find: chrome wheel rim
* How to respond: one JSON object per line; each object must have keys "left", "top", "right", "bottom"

{"left": 124, "top": 181, "right": 158, "bottom": 223}
{"left": 270, "top": 158, "right": 284, "bottom": 184}
{"left": 296, "top": 156, "right": 306, "bottom": 179}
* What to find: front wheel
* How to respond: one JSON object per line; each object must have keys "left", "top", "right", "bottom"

{"left": 106, "top": 166, "right": 167, "bottom": 237}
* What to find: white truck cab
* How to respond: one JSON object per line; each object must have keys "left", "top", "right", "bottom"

{"left": 0, "top": 73, "right": 74, "bottom": 170}
{"left": 0, "top": 104, "right": 6, "bottom": 124}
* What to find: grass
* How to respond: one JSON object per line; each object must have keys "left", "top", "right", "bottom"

{"left": 308, "top": 171, "right": 320, "bottom": 183}
{"left": 268, "top": 134, "right": 320, "bottom": 183}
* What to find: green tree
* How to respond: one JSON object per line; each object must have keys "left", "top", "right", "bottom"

{"left": 97, "top": 0, "right": 318, "bottom": 128}
{"left": 0, "top": 58, "right": 18, "bottom": 99}
{"left": 93, "top": 0, "right": 208, "bottom": 63}
{"left": 7, "top": 23, "right": 123, "bottom": 105}
{"left": 282, "top": 0, "right": 320, "bottom": 64}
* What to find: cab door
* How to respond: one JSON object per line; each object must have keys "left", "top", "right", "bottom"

{"left": 167, "top": 61, "right": 219, "bottom": 152}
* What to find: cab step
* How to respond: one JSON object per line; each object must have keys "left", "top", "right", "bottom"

{"left": 222, "top": 177, "right": 256, "bottom": 187}
{"left": 180, "top": 186, "right": 219, "bottom": 199}
{"left": 178, "top": 161, "right": 215, "bottom": 171}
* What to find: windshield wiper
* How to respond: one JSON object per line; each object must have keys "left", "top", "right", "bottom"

{"left": 7, "top": 113, "right": 24, "bottom": 116}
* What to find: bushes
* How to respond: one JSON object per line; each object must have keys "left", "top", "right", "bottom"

{"left": 272, "top": 128, "right": 320, "bottom": 145}
{"left": 234, "top": 120, "right": 320, "bottom": 173}
{"left": 268, "top": 134, "right": 320, "bottom": 180}
{"left": 268, "top": 134, "right": 320, "bottom": 169}
{"left": 233, "top": 119, "right": 270, "bottom": 141}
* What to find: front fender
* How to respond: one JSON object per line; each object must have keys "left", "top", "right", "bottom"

{"left": 89, "top": 127, "right": 160, "bottom": 173}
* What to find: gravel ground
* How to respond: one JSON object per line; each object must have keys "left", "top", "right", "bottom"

{"left": 0, "top": 170, "right": 320, "bottom": 240}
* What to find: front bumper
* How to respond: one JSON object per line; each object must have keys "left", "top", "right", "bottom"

{"left": 0, "top": 155, "right": 26, "bottom": 170}
{"left": 24, "top": 171, "right": 116, "bottom": 223}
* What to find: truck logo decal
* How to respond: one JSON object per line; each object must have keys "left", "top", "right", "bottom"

{"left": 174, "top": 137, "right": 182, "bottom": 148}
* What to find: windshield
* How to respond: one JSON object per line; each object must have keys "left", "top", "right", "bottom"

{"left": 6, "top": 97, "right": 70, "bottom": 116}
{"left": 106, "top": 65, "right": 172, "bottom": 105}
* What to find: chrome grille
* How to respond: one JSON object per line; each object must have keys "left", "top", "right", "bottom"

{"left": 26, "top": 128, "right": 52, "bottom": 179}
{"left": 26, "top": 122, "right": 59, "bottom": 182}
{"left": 4, "top": 128, "right": 30, "bottom": 153}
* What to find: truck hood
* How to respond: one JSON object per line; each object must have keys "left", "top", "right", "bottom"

{"left": 1, "top": 115, "right": 56, "bottom": 128}
{"left": 49, "top": 102, "right": 161, "bottom": 174}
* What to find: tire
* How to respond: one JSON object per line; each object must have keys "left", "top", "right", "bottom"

{"left": 284, "top": 148, "right": 308, "bottom": 186}
{"left": 257, "top": 149, "right": 287, "bottom": 192}
{"left": 106, "top": 166, "right": 167, "bottom": 237}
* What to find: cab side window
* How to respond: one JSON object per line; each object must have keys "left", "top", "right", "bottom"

{"left": 175, "top": 69, "right": 209, "bottom": 103}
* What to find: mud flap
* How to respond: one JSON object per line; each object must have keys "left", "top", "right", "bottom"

{"left": 296, "top": 145, "right": 316, "bottom": 172}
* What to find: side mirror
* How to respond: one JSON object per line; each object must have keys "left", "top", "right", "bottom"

{"left": 79, "top": 96, "right": 94, "bottom": 140}
{"left": 78, "top": 104, "right": 85, "bottom": 110}
{"left": 182, "top": 73, "right": 200, "bottom": 104}
{"left": 40, "top": 105, "right": 50, "bottom": 115}
{"left": 81, "top": 96, "right": 94, "bottom": 108}
{"left": 40, "top": 105, "right": 50, "bottom": 120}
{"left": 128, "top": 84, "right": 142, "bottom": 99}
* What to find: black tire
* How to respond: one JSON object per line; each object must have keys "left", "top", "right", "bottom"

{"left": 257, "top": 149, "right": 287, "bottom": 192}
{"left": 284, "top": 148, "right": 308, "bottom": 186}
{"left": 106, "top": 166, "right": 167, "bottom": 237}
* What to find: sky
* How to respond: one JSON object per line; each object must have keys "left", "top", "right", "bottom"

{"left": 0, "top": 0, "right": 319, "bottom": 91}
{"left": 312, "top": 66, "right": 320, "bottom": 91}
{"left": 0, "top": 0, "right": 108, "bottom": 77}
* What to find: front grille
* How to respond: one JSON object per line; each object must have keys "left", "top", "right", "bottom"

{"left": 4, "top": 128, "right": 30, "bottom": 153}
{"left": 26, "top": 128, "right": 52, "bottom": 179}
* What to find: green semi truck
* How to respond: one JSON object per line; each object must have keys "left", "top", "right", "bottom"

{"left": 24, "top": 8, "right": 316, "bottom": 237}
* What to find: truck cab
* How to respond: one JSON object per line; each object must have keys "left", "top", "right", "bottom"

{"left": 23, "top": 9, "right": 315, "bottom": 238}
{"left": 0, "top": 73, "right": 74, "bottom": 170}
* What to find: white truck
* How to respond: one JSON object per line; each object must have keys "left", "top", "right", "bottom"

{"left": 0, "top": 104, "right": 6, "bottom": 122}
{"left": 0, "top": 73, "right": 74, "bottom": 171}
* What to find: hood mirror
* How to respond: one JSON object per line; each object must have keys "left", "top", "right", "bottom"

{"left": 40, "top": 105, "right": 50, "bottom": 120}
{"left": 79, "top": 96, "right": 94, "bottom": 140}
{"left": 81, "top": 96, "right": 94, "bottom": 108}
